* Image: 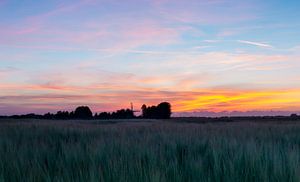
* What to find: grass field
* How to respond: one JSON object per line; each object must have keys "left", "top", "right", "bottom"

{"left": 0, "top": 119, "right": 300, "bottom": 182}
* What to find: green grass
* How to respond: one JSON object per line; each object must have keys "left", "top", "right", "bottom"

{"left": 0, "top": 119, "right": 300, "bottom": 182}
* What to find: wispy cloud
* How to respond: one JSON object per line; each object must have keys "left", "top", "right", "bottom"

{"left": 237, "top": 40, "right": 273, "bottom": 48}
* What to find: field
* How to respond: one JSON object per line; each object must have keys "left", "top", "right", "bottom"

{"left": 0, "top": 119, "right": 300, "bottom": 182}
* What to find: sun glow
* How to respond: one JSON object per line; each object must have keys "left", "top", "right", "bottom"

{"left": 174, "top": 89, "right": 300, "bottom": 112}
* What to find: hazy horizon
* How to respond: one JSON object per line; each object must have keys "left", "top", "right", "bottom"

{"left": 1, "top": 105, "right": 299, "bottom": 117}
{"left": 1, "top": 0, "right": 300, "bottom": 115}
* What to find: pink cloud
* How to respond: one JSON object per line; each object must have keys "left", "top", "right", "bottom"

{"left": 0, "top": 19, "right": 182, "bottom": 55}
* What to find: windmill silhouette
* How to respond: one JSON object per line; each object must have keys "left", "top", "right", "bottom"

{"left": 130, "top": 102, "right": 140, "bottom": 113}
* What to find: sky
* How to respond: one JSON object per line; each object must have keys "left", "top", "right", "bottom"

{"left": 1, "top": 0, "right": 300, "bottom": 115}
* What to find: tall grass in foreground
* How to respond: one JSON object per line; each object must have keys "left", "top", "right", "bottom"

{"left": 0, "top": 120, "right": 300, "bottom": 182}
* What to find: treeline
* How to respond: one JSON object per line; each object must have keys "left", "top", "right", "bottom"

{"left": 94, "top": 109, "right": 134, "bottom": 119}
{"left": 6, "top": 106, "right": 135, "bottom": 120}
{"left": 3, "top": 106, "right": 95, "bottom": 120}
{"left": 43, "top": 107, "right": 135, "bottom": 120}
{"left": 141, "top": 102, "right": 171, "bottom": 119}
{"left": 0, "top": 102, "right": 172, "bottom": 120}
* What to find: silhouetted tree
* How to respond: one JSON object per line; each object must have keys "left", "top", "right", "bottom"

{"left": 141, "top": 102, "right": 172, "bottom": 119}
{"left": 69, "top": 111, "right": 75, "bottom": 119}
{"left": 94, "top": 112, "right": 111, "bottom": 119}
{"left": 74, "top": 106, "right": 93, "bottom": 119}
{"left": 156, "top": 102, "right": 171, "bottom": 119}
{"left": 141, "top": 104, "right": 147, "bottom": 118}
{"left": 54, "top": 111, "right": 70, "bottom": 119}
{"left": 111, "top": 109, "right": 134, "bottom": 119}
{"left": 291, "top": 114, "right": 298, "bottom": 118}
{"left": 98, "top": 112, "right": 110, "bottom": 119}
{"left": 149, "top": 106, "right": 156, "bottom": 118}
{"left": 290, "top": 114, "right": 299, "bottom": 120}
{"left": 43, "top": 112, "right": 53, "bottom": 119}
{"left": 94, "top": 109, "right": 134, "bottom": 120}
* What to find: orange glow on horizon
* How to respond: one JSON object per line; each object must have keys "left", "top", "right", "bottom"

{"left": 2, "top": 83, "right": 300, "bottom": 114}
{"left": 173, "top": 89, "right": 300, "bottom": 112}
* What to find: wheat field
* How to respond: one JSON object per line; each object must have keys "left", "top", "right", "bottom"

{"left": 0, "top": 119, "right": 299, "bottom": 182}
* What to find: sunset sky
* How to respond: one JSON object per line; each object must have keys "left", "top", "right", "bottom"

{"left": 1, "top": 0, "right": 300, "bottom": 115}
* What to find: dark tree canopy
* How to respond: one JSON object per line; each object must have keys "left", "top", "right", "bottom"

{"left": 156, "top": 102, "right": 172, "bottom": 119}
{"left": 141, "top": 102, "right": 171, "bottom": 119}
{"left": 94, "top": 109, "right": 134, "bottom": 120}
{"left": 0, "top": 103, "right": 173, "bottom": 120}
{"left": 74, "top": 106, "right": 93, "bottom": 119}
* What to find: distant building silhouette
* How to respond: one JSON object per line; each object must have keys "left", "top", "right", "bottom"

{"left": 131, "top": 102, "right": 140, "bottom": 113}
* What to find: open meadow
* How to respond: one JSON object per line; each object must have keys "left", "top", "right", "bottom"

{"left": 0, "top": 119, "right": 300, "bottom": 182}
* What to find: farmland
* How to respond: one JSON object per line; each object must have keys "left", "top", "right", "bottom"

{"left": 0, "top": 119, "right": 299, "bottom": 182}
